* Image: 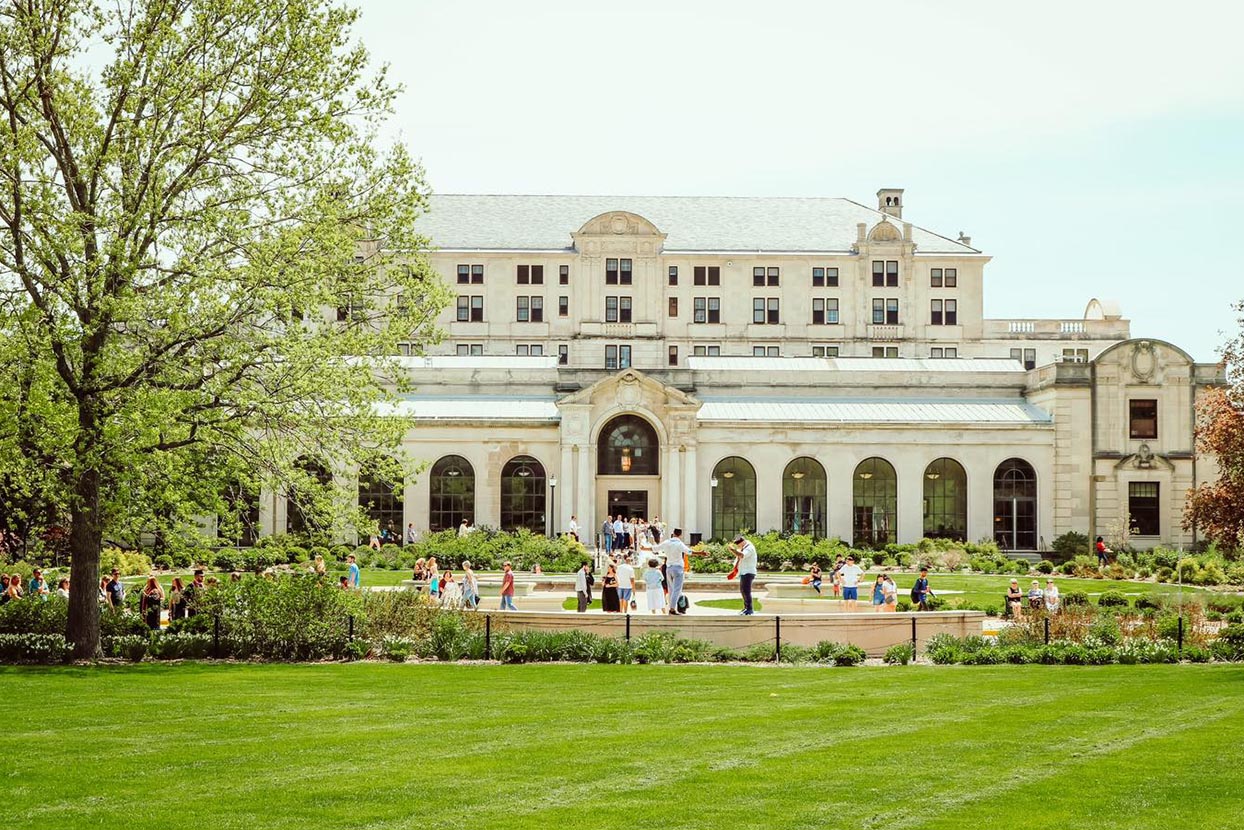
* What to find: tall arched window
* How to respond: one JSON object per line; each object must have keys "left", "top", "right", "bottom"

{"left": 358, "top": 456, "right": 404, "bottom": 543}
{"left": 782, "top": 457, "right": 827, "bottom": 537}
{"left": 923, "top": 458, "right": 967, "bottom": 541}
{"left": 853, "top": 457, "right": 897, "bottom": 548}
{"left": 286, "top": 457, "right": 332, "bottom": 535}
{"left": 429, "top": 455, "right": 475, "bottom": 532}
{"left": 597, "top": 414, "right": 660, "bottom": 475}
{"left": 711, "top": 456, "right": 756, "bottom": 541}
{"left": 501, "top": 456, "right": 546, "bottom": 533}
{"left": 994, "top": 458, "right": 1037, "bottom": 550}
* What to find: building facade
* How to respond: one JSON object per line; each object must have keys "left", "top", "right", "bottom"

{"left": 257, "top": 191, "right": 1223, "bottom": 551}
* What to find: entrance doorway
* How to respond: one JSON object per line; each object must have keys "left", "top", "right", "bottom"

{"left": 607, "top": 489, "right": 649, "bottom": 520}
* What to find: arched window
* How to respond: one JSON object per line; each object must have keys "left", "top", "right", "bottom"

{"left": 782, "top": 457, "right": 826, "bottom": 537}
{"left": 358, "top": 456, "right": 404, "bottom": 543}
{"left": 501, "top": 456, "right": 546, "bottom": 533}
{"left": 994, "top": 458, "right": 1037, "bottom": 550}
{"left": 711, "top": 456, "right": 756, "bottom": 541}
{"left": 923, "top": 458, "right": 967, "bottom": 541}
{"left": 853, "top": 458, "right": 897, "bottom": 548}
{"left": 597, "top": 414, "right": 660, "bottom": 475}
{"left": 286, "top": 457, "right": 332, "bottom": 535}
{"left": 429, "top": 455, "right": 475, "bottom": 532}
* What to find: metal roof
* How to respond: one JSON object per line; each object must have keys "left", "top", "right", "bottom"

{"left": 394, "top": 355, "right": 559, "bottom": 370}
{"left": 696, "top": 398, "right": 1052, "bottom": 425}
{"left": 419, "top": 194, "right": 979, "bottom": 254}
{"left": 687, "top": 357, "right": 1025, "bottom": 373}
{"left": 378, "top": 397, "right": 560, "bottom": 422}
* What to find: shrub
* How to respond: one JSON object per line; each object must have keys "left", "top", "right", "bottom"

{"left": 1154, "top": 567, "right": 1174, "bottom": 583}
{"left": 100, "top": 547, "right": 153, "bottom": 576}
{"left": 153, "top": 554, "right": 174, "bottom": 571}
{"left": 381, "top": 635, "right": 415, "bottom": 662}
{"left": 1051, "top": 531, "right": 1091, "bottom": 562}
{"left": 1134, "top": 595, "right": 1165, "bottom": 612}
{"left": 884, "top": 642, "right": 914, "bottom": 665}
{"left": 0, "top": 632, "right": 71, "bottom": 663}
{"left": 1097, "top": 590, "right": 1129, "bottom": 608}
{"left": 0, "top": 596, "right": 68, "bottom": 634}
{"left": 1062, "top": 590, "right": 1089, "bottom": 607}
{"left": 813, "top": 641, "right": 866, "bottom": 666}
{"left": 105, "top": 634, "right": 150, "bottom": 662}
{"left": 148, "top": 633, "right": 212, "bottom": 660}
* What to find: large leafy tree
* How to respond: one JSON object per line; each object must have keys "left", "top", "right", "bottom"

{"left": 0, "top": 0, "right": 448, "bottom": 657}
{"left": 1185, "top": 302, "right": 1244, "bottom": 550}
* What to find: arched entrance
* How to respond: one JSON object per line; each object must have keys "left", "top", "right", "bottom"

{"left": 595, "top": 413, "right": 662, "bottom": 530}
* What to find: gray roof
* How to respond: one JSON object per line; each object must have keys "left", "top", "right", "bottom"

{"left": 378, "top": 396, "right": 559, "bottom": 422}
{"left": 687, "top": 357, "right": 1024, "bottom": 373}
{"left": 419, "top": 194, "right": 980, "bottom": 255}
{"left": 696, "top": 399, "right": 1052, "bottom": 425}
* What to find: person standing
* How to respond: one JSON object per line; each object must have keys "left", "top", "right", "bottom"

{"left": 347, "top": 554, "right": 361, "bottom": 589}
{"left": 731, "top": 534, "right": 759, "bottom": 616}
{"left": 651, "top": 516, "right": 664, "bottom": 543}
{"left": 106, "top": 568, "right": 125, "bottom": 609}
{"left": 28, "top": 569, "right": 49, "bottom": 601}
{"left": 183, "top": 569, "right": 206, "bottom": 617}
{"left": 139, "top": 577, "right": 164, "bottom": 631}
{"left": 871, "top": 574, "right": 886, "bottom": 612}
{"left": 168, "top": 577, "right": 187, "bottom": 621}
{"left": 616, "top": 555, "right": 635, "bottom": 612}
{"left": 55, "top": 578, "right": 70, "bottom": 600}
{"left": 882, "top": 575, "right": 898, "bottom": 612}
{"left": 574, "top": 561, "right": 593, "bottom": 613}
{"left": 612, "top": 516, "right": 625, "bottom": 554}
{"left": 499, "top": 561, "right": 517, "bottom": 611}
{"left": 911, "top": 567, "right": 934, "bottom": 611}
{"left": 838, "top": 555, "right": 864, "bottom": 612}
{"left": 601, "top": 515, "right": 614, "bottom": 557}
{"left": 654, "top": 528, "right": 692, "bottom": 615}
{"left": 461, "top": 560, "right": 479, "bottom": 609}
{"left": 602, "top": 563, "right": 620, "bottom": 613}
{"left": 458, "top": 519, "right": 470, "bottom": 537}
{"left": 643, "top": 558, "right": 665, "bottom": 614}
{"left": 1095, "top": 536, "right": 1111, "bottom": 567}
{"left": 405, "top": 523, "right": 418, "bottom": 545}
{"left": 567, "top": 515, "right": 580, "bottom": 542}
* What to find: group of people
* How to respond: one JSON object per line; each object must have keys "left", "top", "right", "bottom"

{"left": 409, "top": 555, "right": 499, "bottom": 610}
{"left": 0, "top": 568, "right": 66, "bottom": 604}
{"left": 1006, "top": 578, "right": 1062, "bottom": 617}
{"left": 599, "top": 514, "right": 666, "bottom": 556}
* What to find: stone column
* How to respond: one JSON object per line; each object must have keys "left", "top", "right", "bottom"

{"left": 559, "top": 443, "right": 574, "bottom": 536}
{"left": 683, "top": 445, "right": 699, "bottom": 537}
{"left": 577, "top": 443, "right": 592, "bottom": 543}
{"left": 665, "top": 444, "right": 682, "bottom": 529}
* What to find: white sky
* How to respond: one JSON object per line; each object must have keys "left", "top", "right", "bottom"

{"left": 357, "top": 0, "right": 1244, "bottom": 360}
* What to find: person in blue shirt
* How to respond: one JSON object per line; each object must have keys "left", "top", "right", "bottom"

{"left": 347, "top": 554, "right": 361, "bottom": 588}
{"left": 28, "top": 569, "right": 49, "bottom": 601}
{"left": 911, "top": 568, "right": 934, "bottom": 611}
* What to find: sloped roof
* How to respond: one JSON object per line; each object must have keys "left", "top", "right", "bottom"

{"left": 378, "top": 397, "right": 560, "bottom": 422}
{"left": 687, "top": 357, "right": 1024, "bottom": 373}
{"left": 697, "top": 398, "right": 1052, "bottom": 425}
{"left": 419, "top": 194, "right": 980, "bottom": 254}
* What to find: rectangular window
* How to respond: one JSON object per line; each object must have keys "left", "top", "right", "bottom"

{"left": 872, "top": 346, "right": 899, "bottom": 358}
{"left": 693, "top": 345, "right": 721, "bottom": 357}
{"left": 530, "top": 344, "right": 544, "bottom": 356}
{"left": 753, "top": 298, "right": 765, "bottom": 324}
{"left": 872, "top": 298, "right": 884, "bottom": 324}
{"left": 931, "top": 267, "right": 942, "bottom": 288}
{"left": 559, "top": 265, "right": 569, "bottom": 285}
{"left": 813, "top": 298, "right": 825, "bottom": 325}
{"left": 668, "top": 297, "right": 678, "bottom": 318}
{"left": 886, "top": 298, "right": 899, "bottom": 325}
{"left": 456, "top": 296, "right": 468, "bottom": 321}
{"left": 931, "top": 299, "right": 943, "bottom": 325}
{"left": 606, "top": 258, "right": 618, "bottom": 284}
{"left": 767, "top": 267, "right": 780, "bottom": 286}
{"left": 872, "top": 260, "right": 885, "bottom": 287}
{"left": 606, "top": 345, "right": 617, "bottom": 369}
{"left": 517, "top": 264, "right": 529, "bottom": 285}
{"left": 605, "top": 296, "right": 618, "bottom": 323}
{"left": 1011, "top": 348, "right": 1036, "bottom": 369}
{"left": 558, "top": 344, "right": 568, "bottom": 365}
{"left": 946, "top": 347, "right": 957, "bottom": 358}
{"left": 886, "top": 260, "right": 898, "bottom": 287}
{"left": 467, "top": 296, "right": 482, "bottom": 322}
{"left": 753, "top": 267, "right": 765, "bottom": 287}
{"left": 668, "top": 265, "right": 678, "bottom": 286}
{"left": 812, "top": 266, "right": 839, "bottom": 287}
{"left": 1129, "top": 482, "right": 1161, "bottom": 536}
{"left": 606, "top": 345, "right": 631, "bottom": 368}
{"left": 1062, "top": 348, "right": 1089, "bottom": 363}
{"left": 530, "top": 296, "right": 543, "bottom": 322}
{"left": 812, "top": 345, "right": 840, "bottom": 357}
{"left": 695, "top": 297, "right": 720, "bottom": 324}
{"left": 826, "top": 298, "right": 839, "bottom": 324}
{"left": 457, "top": 264, "right": 483, "bottom": 285}
{"left": 668, "top": 345, "right": 678, "bottom": 366}
{"left": 620, "top": 259, "right": 632, "bottom": 285}
{"left": 532, "top": 265, "right": 543, "bottom": 284}
{"left": 945, "top": 299, "right": 957, "bottom": 325}
{"left": 456, "top": 344, "right": 469, "bottom": 356}
{"left": 456, "top": 343, "right": 483, "bottom": 356}
{"left": 457, "top": 264, "right": 470, "bottom": 285}
{"left": 516, "top": 344, "right": 529, "bottom": 356}
{"left": 752, "top": 266, "right": 778, "bottom": 286}
{"left": 619, "top": 296, "right": 632, "bottom": 323}
{"left": 931, "top": 347, "right": 943, "bottom": 358}
{"left": 693, "top": 346, "right": 705, "bottom": 356}
{"left": 752, "top": 346, "right": 779, "bottom": 357}
{"left": 931, "top": 347, "right": 956, "bottom": 358}
{"left": 693, "top": 265, "right": 720, "bottom": 286}
{"left": 694, "top": 297, "right": 707, "bottom": 324}
{"left": 516, "top": 296, "right": 529, "bottom": 322}
{"left": 767, "top": 297, "right": 780, "bottom": 324}
{"left": 708, "top": 297, "right": 720, "bottom": 323}
{"left": 559, "top": 296, "right": 569, "bottom": 317}
{"left": 944, "top": 268, "right": 957, "bottom": 288}
{"left": 1130, "top": 399, "right": 1158, "bottom": 439}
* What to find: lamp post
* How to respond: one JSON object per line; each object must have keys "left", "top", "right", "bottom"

{"left": 549, "top": 474, "right": 558, "bottom": 538}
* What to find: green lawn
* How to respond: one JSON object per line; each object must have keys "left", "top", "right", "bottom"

{"left": 2, "top": 663, "right": 1241, "bottom": 829}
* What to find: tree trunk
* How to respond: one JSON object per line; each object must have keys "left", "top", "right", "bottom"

{"left": 66, "top": 401, "right": 104, "bottom": 660}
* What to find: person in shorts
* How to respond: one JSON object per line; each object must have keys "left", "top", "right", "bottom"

{"left": 838, "top": 555, "right": 864, "bottom": 611}
{"left": 615, "top": 554, "right": 635, "bottom": 612}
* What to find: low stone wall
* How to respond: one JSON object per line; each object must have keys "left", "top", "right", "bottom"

{"left": 484, "top": 611, "right": 985, "bottom": 657}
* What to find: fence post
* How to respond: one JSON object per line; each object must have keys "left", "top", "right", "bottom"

{"left": 774, "top": 615, "right": 782, "bottom": 663}
{"left": 1044, "top": 617, "right": 1050, "bottom": 645}
{"left": 485, "top": 614, "right": 492, "bottom": 661}
{"left": 910, "top": 616, "right": 917, "bottom": 658}
{"left": 1177, "top": 616, "right": 1184, "bottom": 657}
{"left": 212, "top": 614, "right": 220, "bottom": 659}
{"left": 348, "top": 614, "right": 355, "bottom": 643}
{"left": 625, "top": 613, "right": 631, "bottom": 642}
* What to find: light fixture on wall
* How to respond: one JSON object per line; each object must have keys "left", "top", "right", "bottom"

{"left": 549, "top": 475, "right": 558, "bottom": 488}
{"left": 791, "top": 471, "right": 806, "bottom": 480}
{"left": 517, "top": 467, "right": 531, "bottom": 477}
{"left": 447, "top": 468, "right": 461, "bottom": 477}
{"left": 621, "top": 447, "right": 632, "bottom": 473}
{"left": 859, "top": 471, "right": 873, "bottom": 480}
{"left": 926, "top": 472, "right": 941, "bottom": 480}
{"left": 722, "top": 471, "right": 735, "bottom": 479}
{"left": 710, "top": 477, "right": 719, "bottom": 488}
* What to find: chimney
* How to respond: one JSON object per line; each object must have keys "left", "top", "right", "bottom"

{"left": 902, "top": 222, "right": 913, "bottom": 242}
{"left": 877, "top": 187, "right": 904, "bottom": 218}
{"left": 856, "top": 223, "right": 867, "bottom": 244}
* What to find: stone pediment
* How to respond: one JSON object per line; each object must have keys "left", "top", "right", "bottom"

{"left": 571, "top": 211, "right": 668, "bottom": 256}
{"left": 1113, "top": 444, "right": 1175, "bottom": 472}
{"left": 557, "top": 369, "right": 699, "bottom": 409}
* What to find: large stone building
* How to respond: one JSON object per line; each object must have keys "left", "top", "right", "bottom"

{"left": 262, "top": 191, "right": 1224, "bottom": 551}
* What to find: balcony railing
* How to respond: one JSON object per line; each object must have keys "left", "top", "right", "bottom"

{"left": 867, "top": 324, "right": 904, "bottom": 340}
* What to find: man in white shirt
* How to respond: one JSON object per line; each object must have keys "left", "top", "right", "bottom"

{"left": 615, "top": 555, "right": 636, "bottom": 612}
{"left": 567, "top": 515, "right": 580, "bottom": 542}
{"left": 839, "top": 554, "right": 864, "bottom": 612}
{"left": 732, "top": 534, "right": 758, "bottom": 615}
{"left": 404, "top": 523, "right": 417, "bottom": 545}
{"left": 612, "top": 517, "right": 625, "bottom": 552}
{"left": 654, "top": 529, "right": 691, "bottom": 615}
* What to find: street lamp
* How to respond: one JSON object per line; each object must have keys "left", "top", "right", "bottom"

{"left": 549, "top": 475, "right": 558, "bottom": 538}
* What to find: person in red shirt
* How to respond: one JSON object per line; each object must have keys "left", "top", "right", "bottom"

{"left": 1095, "top": 536, "right": 1111, "bottom": 567}
{"left": 499, "top": 561, "right": 517, "bottom": 611}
